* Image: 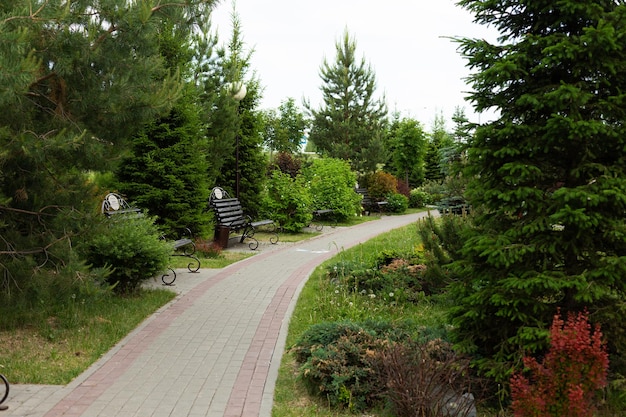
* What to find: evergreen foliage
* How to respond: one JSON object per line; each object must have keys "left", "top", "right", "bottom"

{"left": 424, "top": 113, "right": 453, "bottom": 181}
{"left": 84, "top": 215, "right": 171, "bottom": 294}
{"left": 116, "top": 94, "right": 211, "bottom": 236}
{"left": 451, "top": 0, "right": 626, "bottom": 383}
{"left": 212, "top": 10, "right": 267, "bottom": 218}
{"left": 0, "top": 0, "right": 216, "bottom": 292}
{"left": 307, "top": 29, "right": 388, "bottom": 174}
{"left": 114, "top": 23, "right": 211, "bottom": 236}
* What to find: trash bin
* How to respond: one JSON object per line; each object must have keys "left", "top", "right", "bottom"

{"left": 214, "top": 225, "right": 230, "bottom": 248}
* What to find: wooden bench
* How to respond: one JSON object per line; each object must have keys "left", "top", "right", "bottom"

{"left": 208, "top": 187, "right": 278, "bottom": 250}
{"left": 310, "top": 209, "right": 337, "bottom": 231}
{"left": 355, "top": 188, "right": 388, "bottom": 215}
{"left": 437, "top": 196, "right": 471, "bottom": 216}
{"left": 101, "top": 192, "right": 200, "bottom": 285}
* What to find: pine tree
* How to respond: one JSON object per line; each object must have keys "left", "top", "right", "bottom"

{"left": 307, "top": 29, "right": 388, "bottom": 174}
{"left": 0, "top": 0, "right": 215, "bottom": 282}
{"left": 451, "top": 0, "right": 626, "bottom": 383}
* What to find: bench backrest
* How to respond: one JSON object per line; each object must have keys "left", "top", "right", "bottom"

{"left": 355, "top": 188, "right": 373, "bottom": 205}
{"left": 101, "top": 192, "right": 142, "bottom": 217}
{"left": 209, "top": 187, "right": 248, "bottom": 228}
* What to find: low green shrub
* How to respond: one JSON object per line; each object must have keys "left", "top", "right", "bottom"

{"left": 409, "top": 188, "right": 430, "bottom": 208}
{"left": 385, "top": 193, "right": 408, "bottom": 213}
{"left": 302, "top": 158, "right": 362, "bottom": 220}
{"left": 363, "top": 171, "right": 397, "bottom": 200}
{"left": 293, "top": 320, "right": 410, "bottom": 412}
{"left": 263, "top": 170, "right": 312, "bottom": 232}
{"left": 416, "top": 214, "right": 472, "bottom": 294}
{"left": 84, "top": 215, "right": 171, "bottom": 294}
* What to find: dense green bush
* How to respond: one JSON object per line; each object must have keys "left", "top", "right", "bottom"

{"left": 386, "top": 193, "right": 408, "bottom": 213}
{"left": 409, "top": 188, "right": 429, "bottom": 208}
{"left": 363, "top": 171, "right": 397, "bottom": 201}
{"left": 84, "top": 215, "right": 171, "bottom": 294}
{"left": 302, "top": 158, "right": 361, "bottom": 220}
{"left": 419, "top": 180, "right": 446, "bottom": 204}
{"left": 263, "top": 170, "right": 312, "bottom": 232}
{"left": 293, "top": 320, "right": 410, "bottom": 412}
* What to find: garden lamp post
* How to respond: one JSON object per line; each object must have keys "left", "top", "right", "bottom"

{"left": 229, "top": 82, "right": 247, "bottom": 199}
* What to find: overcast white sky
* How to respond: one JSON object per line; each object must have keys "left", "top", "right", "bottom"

{"left": 209, "top": 1, "right": 499, "bottom": 128}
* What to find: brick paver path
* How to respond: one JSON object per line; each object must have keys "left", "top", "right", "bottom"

{"left": 7, "top": 211, "right": 433, "bottom": 417}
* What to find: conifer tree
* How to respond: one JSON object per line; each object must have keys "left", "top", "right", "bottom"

{"left": 424, "top": 113, "right": 453, "bottom": 181}
{"left": 212, "top": 9, "right": 267, "bottom": 217}
{"left": 307, "top": 29, "right": 388, "bottom": 174}
{"left": 451, "top": 0, "right": 626, "bottom": 383}
{"left": 116, "top": 23, "right": 211, "bottom": 236}
{"left": 0, "top": 0, "right": 215, "bottom": 282}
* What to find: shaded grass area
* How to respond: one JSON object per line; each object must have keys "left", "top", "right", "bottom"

{"left": 170, "top": 248, "right": 254, "bottom": 269}
{"left": 0, "top": 289, "right": 175, "bottom": 385}
{"left": 272, "top": 221, "right": 450, "bottom": 417}
{"left": 0, "top": 223, "right": 342, "bottom": 386}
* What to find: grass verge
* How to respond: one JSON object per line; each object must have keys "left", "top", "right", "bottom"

{"left": 0, "top": 289, "right": 175, "bottom": 385}
{"left": 272, "top": 221, "right": 449, "bottom": 417}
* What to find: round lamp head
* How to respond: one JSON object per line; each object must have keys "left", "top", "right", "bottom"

{"left": 227, "top": 82, "right": 247, "bottom": 101}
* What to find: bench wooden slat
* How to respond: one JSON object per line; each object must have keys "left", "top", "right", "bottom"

{"left": 355, "top": 188, "right": 388, "bottom": 216}
{"left": 209, "top": 187, "right": 279, "bottom": 250}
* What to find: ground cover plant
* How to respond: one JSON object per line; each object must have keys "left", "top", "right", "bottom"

{"left": 272, "top": 221, "right": 475, "bottom": 416}
{"left": 272, "top": 216, "right": 626, "bottom": 416}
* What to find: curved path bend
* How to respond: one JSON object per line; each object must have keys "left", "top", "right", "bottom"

{"left": 8, "top": 211, "right": 432, "bottom": 417}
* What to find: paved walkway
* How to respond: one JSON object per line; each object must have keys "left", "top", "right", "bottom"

{"left": 6, "top": 211, "right": 432, "bottom": 417}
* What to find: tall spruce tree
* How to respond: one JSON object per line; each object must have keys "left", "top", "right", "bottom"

{"left": 307, "top": 29, "right": 388, "bottom": 174}
{"left": 451, "top": 0, "right": 626, "bottom": 383}
{"left": 424, "top": 113, "right": 453, "bottom": 181}
{"left": 116, "top": 23, "right": 211, "bottom": 237}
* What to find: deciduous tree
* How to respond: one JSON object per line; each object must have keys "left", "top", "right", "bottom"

{"left": 262, "top": 98, "right": 308, "bottom": 154}
{"left": 388, "top": 116, "right": 427, "bottom": 188}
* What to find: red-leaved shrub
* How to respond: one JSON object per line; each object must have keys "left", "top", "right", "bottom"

{"left": 510, "top": 310, "right": 609, "bottom": 417}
